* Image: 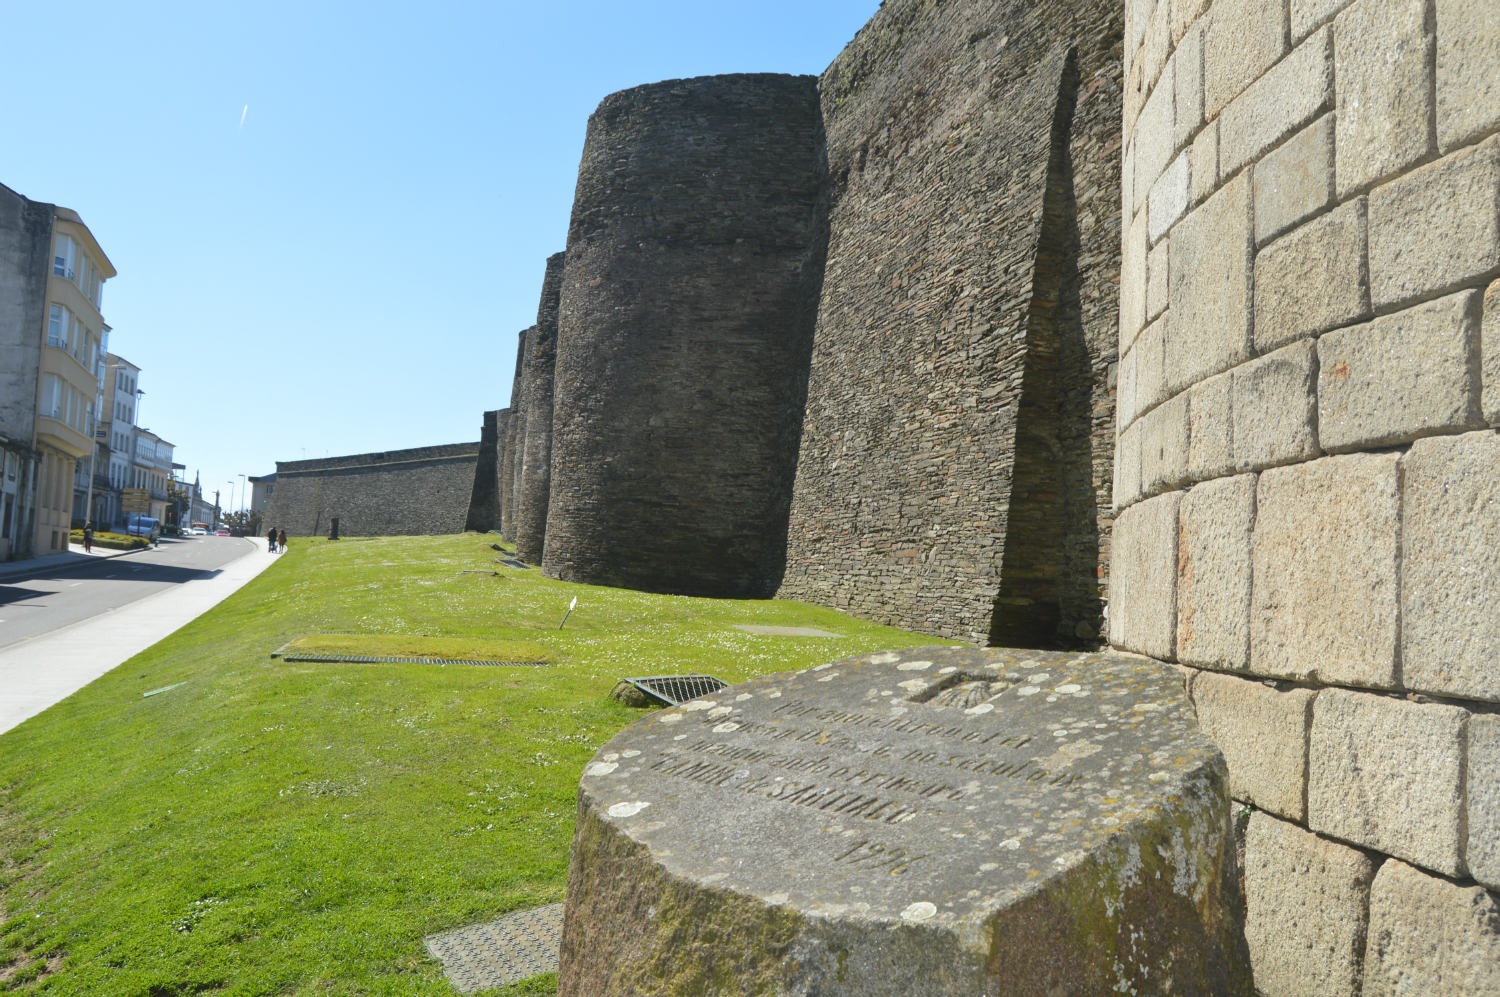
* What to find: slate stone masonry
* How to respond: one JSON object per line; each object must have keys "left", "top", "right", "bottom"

{"left": 780, "top": 0, "right": 1123, "bottom": 647}
{"left": 463, "top": 409, "right": 503, "bottom": 533}
{"left": 541, "top": 74, "right": 827, "bottom": 597}
{"left": 267, "top": 443, "right": 479, "bottom": 538}
{"left": 514, "top": 253, "right": 564, "bottom": 564}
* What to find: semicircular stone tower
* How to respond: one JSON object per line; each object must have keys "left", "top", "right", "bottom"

{"left": 542, "top": 73, "right": 827, "bottom": 597}
{"left": 1113, "top": 0, "right": 1500, "bottom": 990}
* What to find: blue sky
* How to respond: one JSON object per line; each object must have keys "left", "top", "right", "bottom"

{"left": 2, "top": 1, "right": 879, "bottom": 512}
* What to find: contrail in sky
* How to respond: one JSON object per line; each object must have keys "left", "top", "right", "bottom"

{"left": 240, "top": 105, "right": 248, "bottom": 129}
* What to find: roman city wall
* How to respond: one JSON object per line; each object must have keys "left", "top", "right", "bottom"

{"left": 463, "top": 408, "right": 505, "bottom": 533}
{"left": 513, "top": 252, "right": 566, "bottom": 565}
{"left": 778, "top": 0, "right": 1124, "bottom": 647}
{"left": 1109, "top": 0, "right": 1500, "bottom": 988}
{"left": 501, "top": 327, "right": 529, "bottom": 544}
{"left": 540, "top": 74, "right": 828, "bottom": 597}
{"left": 266, "top": 443, "right": 479, "bottom": 539}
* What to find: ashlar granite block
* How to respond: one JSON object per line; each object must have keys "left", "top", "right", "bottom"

{"left": 1309, "top": 689, "right": 1467, "bottom": 876}
{"left": 1110, "top": 490, "right": 1182, "bottom": 659}
{"left": 1191, "top": 671, "right": 1312, "bottom": 818}
{"left": 1253, "top": 114, "right": 1335, "bottom": 246}
{"left": 1177, "top": 476, "right": 1255, "bottom": 672}
{"left": 1364, "top": 860, "right": 1500, "bottom": 996}
{"left": 1487, "top": 279, "right": 1500, "bottom": 425}
{"left": 1218, "top": 26, "right": 1333, "bottom": 179}
{"left": 1232, "top": 339, "right": 1320, "bottom": 471}
{"left": 1435, "top": 0, "right": 1500, "bottom": 152}
{"left": 1317, "top": 290, "right": 1482, "bottom": 452}
{"left": 1167, "top": 173, "right": 1252, "bottom": 393}
{"left": 1251, "top": 454, "right": 1399, "bottom": 686}
{"left": 1469, "top": 714, "right": 1500, "bottom": 891}
{"left": 1243, "top": 812, "right": 1374, "bottom": 996}
{"left": 1402, "top": 429, "right": 1500, "bottom": 703}
{"left": 1254, "top": 198, "right": 1369, "bottom": 353}
{"left": 1333, "top": 0, "right": 1433, "bottom": 196}
{"left": 1368, "top": 134, "right": 1500, "bottom": 309}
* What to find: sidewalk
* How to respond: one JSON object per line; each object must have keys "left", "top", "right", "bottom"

{"left": 0, "top": 540, "right": 143, "bottom": 581}
{"left": 0, "top": 537, "right": 276, "bottom": 735}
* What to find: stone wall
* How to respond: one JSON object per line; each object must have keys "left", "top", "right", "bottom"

{"left": 776, "top": 0, "right": 1123, "bottom": 646}
{"left": 464, "top": 409, "right": 504, "bottom": 533}
{"left": 0, "top": 184, "right": 50, "bottom": 453}
{"left": 1111, "top": 0, "right": 1500, "bottom": 988}
{"left": 500, "top": 330, "right": 526, "bottom": 542}
{"left": 541, "top": 74, "right": 827, "bottom": 597}
{"left": 514, "top": 252, "right": 565, "bottom": 564}
{"left": 266, "top": 443, "right": 479, "bottom": 539}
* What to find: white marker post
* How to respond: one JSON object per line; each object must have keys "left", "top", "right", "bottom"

{"left": 559, "top": 596, "right": 578, "bottom": 630}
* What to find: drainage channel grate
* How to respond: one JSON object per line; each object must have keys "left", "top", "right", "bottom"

{"left": 276, "top": 653, "right": 550, "bottom": 667}
{"left": 425, "top": 902, "right": 564, "bottom": 993}
{"left": 622, "top": 674, "right": 730, "bottom": 706}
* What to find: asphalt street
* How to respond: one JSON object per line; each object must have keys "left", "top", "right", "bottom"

{"left": 0, "top": 535, "right": 257, "bottom": 650}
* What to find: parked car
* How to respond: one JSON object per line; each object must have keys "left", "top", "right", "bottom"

{"left": 124, "top": 514, "right": 160, "bottom": 541}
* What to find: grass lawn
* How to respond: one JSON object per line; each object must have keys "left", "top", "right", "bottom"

{"left": 0, "top": 534, "right": 957, "bottom": 995}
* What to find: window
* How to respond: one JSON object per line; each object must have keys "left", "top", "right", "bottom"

{"left": 39, "top": 374, "right": 64, "bottom": 420}
{"left": 53, "top": 236, "right": 76, "bottom": 280}
{"left": 47, "top": 305, "right": 68, "bottom": 348}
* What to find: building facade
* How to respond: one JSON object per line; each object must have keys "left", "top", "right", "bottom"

{"left": 247, "top": 472, "right": 276, "bottom": 521}
{"left": 0, "top": 183, "right": 114, "bottom": 558}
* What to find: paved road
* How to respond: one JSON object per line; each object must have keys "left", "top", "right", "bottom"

{"left": 0, "top": 535, "right": 257, "bottom": 650}
{"left": 0, "top": 536, "right": 275, "bottom": 735}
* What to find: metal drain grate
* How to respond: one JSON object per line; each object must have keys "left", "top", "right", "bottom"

{"left": 277, "top": 653, "right": 550, "bottom": 667}
{"left": 425, "top": 902, "right": 564, "bottom": 992}
{"left": 622, "top": 674, "right": 730, "bottom": 706}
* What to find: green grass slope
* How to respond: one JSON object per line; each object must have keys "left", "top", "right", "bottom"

{"left": 0, "top": 534, "right": 956, "bottom": 995}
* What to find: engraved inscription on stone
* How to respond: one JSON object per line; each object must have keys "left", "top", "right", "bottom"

{"left": 561, "top": 647, "right": 1248, "bottom": 996}
{"left": 575, "top": 646, "right": 1219, "bottom": 921}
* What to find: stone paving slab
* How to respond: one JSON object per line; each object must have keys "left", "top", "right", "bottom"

{"left": 733, "top": 624, "right": 842, "bottom": 637}
{"left": 424, "top": 903, "right": 564, "bottom": 993}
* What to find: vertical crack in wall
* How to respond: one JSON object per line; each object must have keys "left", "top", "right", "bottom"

{"left": 990, "top": 47, "right": 1099, "bottom": 649}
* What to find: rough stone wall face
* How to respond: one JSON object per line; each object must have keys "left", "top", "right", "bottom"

{"left": 464, "top": 409, "right": 503, "bottom": 532}
{"left": 1114, "top": 0, "right": 1500, "bottom": 986}
{"left": 777, "top": 0, "right": 1123, "bottom": 646}
{"left": 501, "top": 328, "right": 529, "bottom": 544}
{"left": 0, "top": 186, "right": 51, "bottom": 450}
{"left": 266, "top": 443, "right": 479, "bottom": 539}
{"left": 542, "top": 74, "right": 828, "bottom": 597}
{"left": 514, "top": 253, "right": 564, "bottom": 564}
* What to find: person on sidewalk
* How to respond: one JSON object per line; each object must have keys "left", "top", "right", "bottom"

{"left": 277, "top": 529, "right": 287, "bottom": 555}
{"left": 267, "top": 526, "right": 278, "bottom": 554}
{"left": 82, "top": 522, "right": 93, "bottom": 554}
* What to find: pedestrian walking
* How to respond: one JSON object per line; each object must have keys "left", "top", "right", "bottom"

{"left": 82, "top": 521, "right": 93, "bottom": 553}
{"left": 277, "top": 529, "right": 287, "bottom": 554}
{"left": 267, "top": 526, "right": 278, "bottom": 553}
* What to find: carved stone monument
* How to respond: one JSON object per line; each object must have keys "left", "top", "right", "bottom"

{"left": 559, "top": 647, "right": 1251, "bottom": 995}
